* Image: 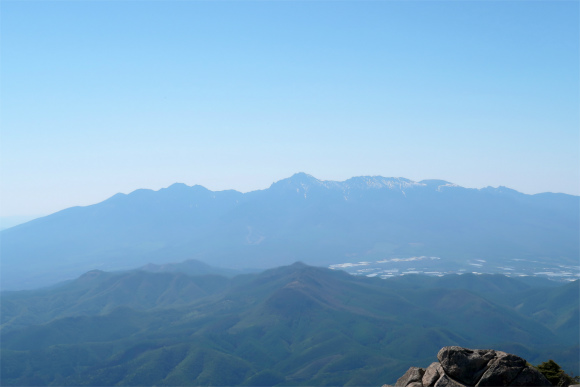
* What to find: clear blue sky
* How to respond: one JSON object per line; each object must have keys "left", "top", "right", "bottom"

{"left": 1, "top": 1, "right": 578, "bottom": 217}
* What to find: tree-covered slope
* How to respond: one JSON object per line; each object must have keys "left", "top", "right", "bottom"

{"left": 1, "top": 264, "right": 577, "bottom": 386}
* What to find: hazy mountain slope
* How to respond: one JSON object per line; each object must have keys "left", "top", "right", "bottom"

{"left": 2, "top": 173, "right": 578, "bottom": 290}
{"left": 1, "top": 270, "right": 229, "bottom": 332}
{"left": 493, "top": 280, "right": 580, "bottom": 339}
{"left": 0, "top": 184, "right": 244, "bottom": 289}
{"left": 139, "top": 258, "right": 243, "bottom": 277}
{"left": 1, "top": 264, "right": 577, "bottom": 386}
{"left": 379, "top": 273, "right": 560, "bottom": 293}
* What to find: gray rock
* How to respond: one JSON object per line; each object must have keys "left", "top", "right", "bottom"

{"left": 438, "top": 346, "right": 496, "bottom": 386}
{"left": 476, "top": 351, "right": 526, "bottom": 386}
{"left": 423, "top": 362, "right": 444, "bottom": 387}
{"left": 509, "top": 366, "right": 551, "bottom": 386}
{"left": 396, "top": 367, "right": 426, "bottom": 387}
{"left": 433, "top": 374, "right": 467, "bottom": 387}
{"left": 390, "top": 347, "right": 551, "bottom": 387}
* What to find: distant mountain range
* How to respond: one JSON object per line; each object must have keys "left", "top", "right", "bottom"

{"left": 1, "top": 263, "right": 578, "bottom": 386}
{"left": 1, "top": 173, "right": 578, "bottom": 290}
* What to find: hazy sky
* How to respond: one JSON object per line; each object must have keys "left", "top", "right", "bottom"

{"left": 1, "top": 1, "right": 578, "bottom": 217}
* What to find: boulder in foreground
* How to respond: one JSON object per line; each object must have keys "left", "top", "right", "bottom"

{"left": 391, "top": 346, "right": 551, "bottom": 387}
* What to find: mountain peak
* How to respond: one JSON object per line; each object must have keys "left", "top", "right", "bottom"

{"left": 287, "top": 172, "right": 320, "bottom": 184}
{"left": 269, "top": 172, "right": 324, "bottom": 192}
{"left": 3, "top": 172, "right": 577, "bottom": 291}
{"left": 167, "top": 182, "right": 189, "bottom": 190}
{"left": 163, "top": 183, "right": 211, "bottom": 193}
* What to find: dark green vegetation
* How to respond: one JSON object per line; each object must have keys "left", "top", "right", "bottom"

{"left": 536, "top": 360, "right": 580, "bottom": 386}
{"left": 139, "top": 258, "right": 247, "bottom": 277}
{"left": 2, "top": 173, "right": 578, "bottom": 290}
{"left": 1, "top": 263, "right": 578, "bottom": 386}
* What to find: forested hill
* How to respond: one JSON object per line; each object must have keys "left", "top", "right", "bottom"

{"left": 2, "top": 173, "right": 578, "bottom": 290}
{"left": 1, "top": 263, "right": 578, "bottom": 386}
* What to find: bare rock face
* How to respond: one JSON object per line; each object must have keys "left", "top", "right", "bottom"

{"left": 476, "top": 351, "right": 526, "bottom": 386}
{"left": 396, "top": 367, "right": 426, "bottom": 387}
{"left": 438, "top": 346, "right": 496, "bottom": 386}
{"left": 509, "top": 367, "right": 555, "bottom": 387}
{"left": 392, "top": 346, "right": 551, "bottom": 387}
{"left": 434, "top": 374, "right": 469, "bottom": 387}
{"left": 422, "top": 363, "right": 444, "bottom": 387}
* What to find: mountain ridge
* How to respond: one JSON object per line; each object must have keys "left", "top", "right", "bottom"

{"left": 16, "top": 173, "right": 577, "bottom": 221}
{"left": 1, "top": 263, "right": 578, "bottom": 386}
{"left": 7, "top": 173, "right": 575, "bottom": 233}
{"left": 1, "top": 173, "right": 578, "bottom": 290}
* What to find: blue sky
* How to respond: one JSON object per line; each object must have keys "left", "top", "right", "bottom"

{"left": 1, "top": 1, "right": 578, "bottom": 217}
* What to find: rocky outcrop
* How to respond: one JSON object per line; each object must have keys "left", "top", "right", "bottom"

{"left": 392, "top": 346, "right": 551, "bottom": 387}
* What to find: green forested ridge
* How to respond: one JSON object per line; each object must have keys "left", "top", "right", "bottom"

{"left": 1, "top": 263, "right": 578, "bottom": 386}
{"left": 1, "top": 269, "right": 230, "bottom": 332}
